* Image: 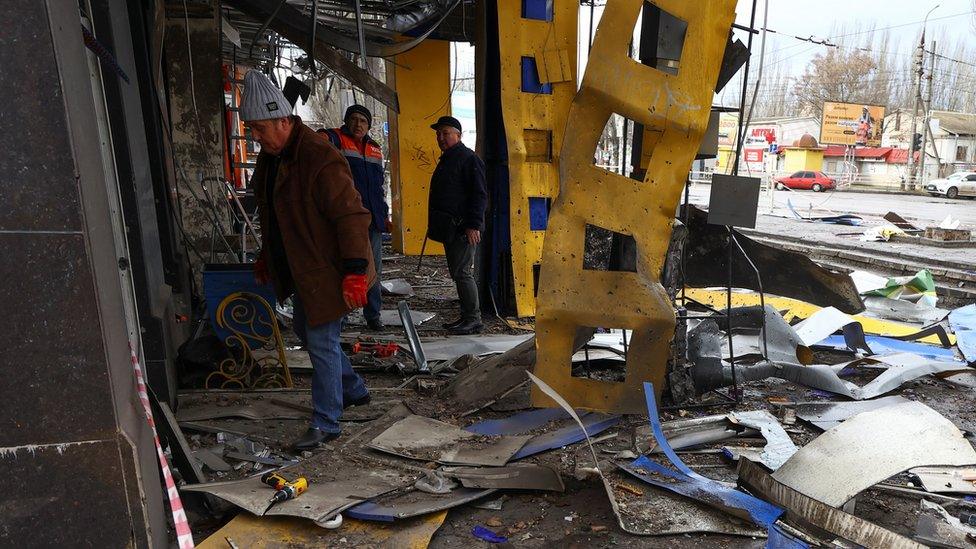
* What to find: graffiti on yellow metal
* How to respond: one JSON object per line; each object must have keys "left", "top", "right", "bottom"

{"left": 387, "top": 40, "right": 449, "bottom": 256}
{"left": 497, "top": 0, "right": 578, "bottom": 317}
{"left": 533, "top": 0, "right": 737, "bottom": 413}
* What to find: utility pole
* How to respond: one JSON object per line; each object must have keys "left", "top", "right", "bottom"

{"left": 908, "top": 5, "right": 940, "bottom": 189}
{"left": 921, "top": 41, "right": 941, "bottom": 179}
{"left": 908, "top": 35, "right": 924, "bottom": 189}
{"left": 919, "top": 40, "right": 934, "bottom": 183}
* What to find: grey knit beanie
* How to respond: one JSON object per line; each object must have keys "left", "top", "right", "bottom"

{"left": 240, "top": 70, "right": 292, "bottom": 122}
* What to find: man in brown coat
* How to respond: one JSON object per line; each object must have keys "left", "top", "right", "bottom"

{"left": 242, "top": 70, "right": 372, "bottom": 450}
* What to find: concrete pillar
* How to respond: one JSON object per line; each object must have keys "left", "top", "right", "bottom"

{"left": 164, "top": 7, "right": 229, "bottom": 269}
{"left": 387, "top": 40, "right": 451, "bottom": 256}
{"left": 0, "top": 1, "right": 165, "bottom": 544}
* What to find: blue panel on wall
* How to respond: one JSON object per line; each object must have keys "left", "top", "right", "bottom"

{"left": 520, "top": 56, "right": 552, "bottom": 95}
{"left": 203, "top": 264, "right": 277, "bottom": 349}
{"left": 529, "top": 197, "right": 551, "bottom": 230}
{"left": 522, "top": 0, "right": 553, "bottom": 21}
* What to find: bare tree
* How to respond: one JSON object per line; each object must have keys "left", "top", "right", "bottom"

{"left": 792, "top": 49, "right": 888, "bottom": 118}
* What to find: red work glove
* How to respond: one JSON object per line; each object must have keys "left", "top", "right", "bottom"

{"left": 342, "top": 274, "right": 368, "bottom": 309}
{"left": 254, "top": 257, "right": 270, "bottom": 285}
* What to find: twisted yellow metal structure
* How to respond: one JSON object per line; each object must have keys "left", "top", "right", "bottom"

{"left": 533, "top": 0, "right": 737, "bottom": 413}
{"left": 206, "top": 291, "right": 293, "bottom": 389}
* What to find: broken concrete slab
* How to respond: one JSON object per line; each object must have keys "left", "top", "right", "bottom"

{"left": 368, "top": 415, "right": 531, "bottom": 466}
{"left": 737, "top": 459, "right": 923, "bottom": 549}
{"left": 795, "top": 395, "right": 911, "bottom": 431}
{"left": 772, "top": 401, "right": 976, "bottom": 507}
{"left": 442, "top": 464, "right": 565, "bottom": 492}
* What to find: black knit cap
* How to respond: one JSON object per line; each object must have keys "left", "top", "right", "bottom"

{"left": 430, "top": 115, "right": 462, "bottom": 132}
{"left": 344, "top": 104, "right": 372, "bottom": 127}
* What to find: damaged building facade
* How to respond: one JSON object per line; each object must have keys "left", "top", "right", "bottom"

{"left": 4, "top": 0, "right": 976, "bottom": 547}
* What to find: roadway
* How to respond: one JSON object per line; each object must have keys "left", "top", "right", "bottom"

{"left": 685, "top": 184, "right": 976, "bottom": 226}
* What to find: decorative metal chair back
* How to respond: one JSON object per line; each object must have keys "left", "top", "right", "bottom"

{"left": 206, "top": 291, "right": 293, "bottom": 389}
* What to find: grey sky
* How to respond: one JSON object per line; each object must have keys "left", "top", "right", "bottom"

{"left": 734, "top": 0, "right": 975, "bottom": 76}
{"left": 577, "top": 1, "right": 975, "bottom": 79}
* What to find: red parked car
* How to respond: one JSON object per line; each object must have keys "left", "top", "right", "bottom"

{"left": 774, "top": 170, "right": 836, "bottom": 192}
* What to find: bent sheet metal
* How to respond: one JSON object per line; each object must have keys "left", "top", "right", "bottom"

{"left": 618, "top": 382, "right": 807, "bottom": 547}
{"left": 772, "top": 401, "right": 976, "bottom": 507}
{"left": 526, "top": 372, "right": 767, "bottom": 539}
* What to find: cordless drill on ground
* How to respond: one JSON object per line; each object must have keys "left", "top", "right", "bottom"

{"left": 260, "top": 471, "right": 308, "bottom": 514}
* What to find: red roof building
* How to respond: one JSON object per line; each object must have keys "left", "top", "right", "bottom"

{"left": 819, "top": 146, "right": 917, "bottom": 164}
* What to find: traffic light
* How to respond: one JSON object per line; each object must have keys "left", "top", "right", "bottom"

{"left": 912, "top": 133, "right": 922, "bottom": 151}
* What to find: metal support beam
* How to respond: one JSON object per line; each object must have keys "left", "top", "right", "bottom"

{"left": 226, "top": 0, "right": 399, "bottom": 111}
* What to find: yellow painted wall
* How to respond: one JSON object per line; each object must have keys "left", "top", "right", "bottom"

{"left": 783, "top": 148, "right": 824, "bottom": 173}
{"left": 387, "top": 40, "right": 450, "bottom": 255}
{"left": 498, "top": 0, "right": 578, "bottom": 317}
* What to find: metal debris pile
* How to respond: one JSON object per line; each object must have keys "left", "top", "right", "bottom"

{"left": 165, "top": 251, "right": 976, "bottom": 547}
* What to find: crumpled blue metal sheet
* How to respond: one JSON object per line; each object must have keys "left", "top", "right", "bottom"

{"left": 949, "top": 304, "right": 976, "bottom": 364}
{"left": 620, "top": 382, "right": 807, "bottom": 549}
{"left": 345, "top": 487, "right": 495, "bottom": 522}
{"left": 464, "top": 407, "right": 569, "bottom": 435}
{"left": 816, "top": 334, "right": 960, "bottom": 362}
{"left": 510, "top": 413, "right": 620, "bottom": 460}
{"left": 464, "top": 407, "right": 620, "bottom": 460}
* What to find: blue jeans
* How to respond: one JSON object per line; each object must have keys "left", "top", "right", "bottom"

{"left": 365, "top": 226, "right": 383, "bottom": 322}
{"left": 292, "top": 296, "right": 369, "bottom": 433}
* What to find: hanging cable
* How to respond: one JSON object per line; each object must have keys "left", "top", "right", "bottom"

{"left": 740, "top": 0, "right": 768, "bottom": 178}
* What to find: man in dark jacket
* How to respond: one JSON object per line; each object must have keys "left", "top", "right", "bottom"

{"left": 242, "top": 70, "right": 372, "bottom": 450}
{"left": 427, "top": 116, "right": 488, "bottom": 335}
{"left": 318, "top": 105, "right": 388, "bottom": 330}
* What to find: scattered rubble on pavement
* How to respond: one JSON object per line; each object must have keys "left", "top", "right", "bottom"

{"left": 165, "top": 247, "right": 976, "bottom": 548}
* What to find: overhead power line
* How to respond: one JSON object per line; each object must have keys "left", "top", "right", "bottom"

{"left": 927, "top": 49, "right": 976, "bottom": 69}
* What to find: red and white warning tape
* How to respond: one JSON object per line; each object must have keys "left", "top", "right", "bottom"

{"left": 130, "top": 346, "right": 195, "bottom": 549}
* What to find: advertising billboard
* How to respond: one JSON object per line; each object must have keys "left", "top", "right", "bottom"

{"left": 820, "top": 102, "right": 885, "bottom": 146}
{"left": 718, "top": 113, "right": 738, "bottom": 146}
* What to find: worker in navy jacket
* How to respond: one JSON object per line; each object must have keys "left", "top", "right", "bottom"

{"left": 319, "top": 105, "right": 389, "bottom": 330}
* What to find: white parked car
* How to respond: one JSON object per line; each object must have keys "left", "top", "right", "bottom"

{"left": 925, "top": 171, "right": 976, "bottom": 199}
